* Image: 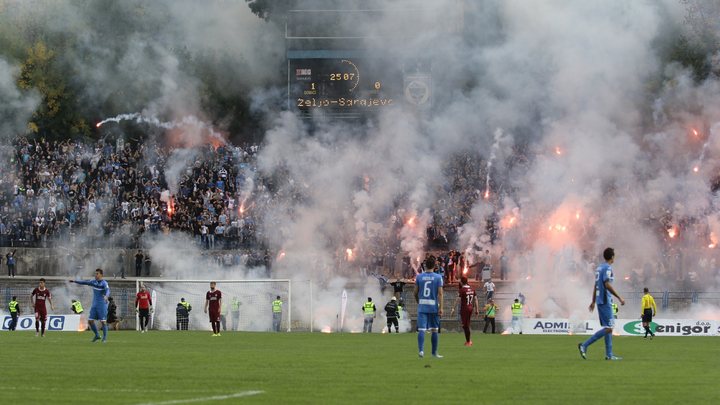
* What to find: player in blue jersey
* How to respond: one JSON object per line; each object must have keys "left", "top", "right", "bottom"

{"left": 578, "top": 248, "right": 625, "bottom": 360}
{"left": 70, "top": 268, "right": 111, "bottom": 342}
{"left": 414, "top": 255, "right": 444, "bottom": 358}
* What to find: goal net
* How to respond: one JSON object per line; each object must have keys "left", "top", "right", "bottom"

{"left": 136, "top": 279, "right": 310, "bottom": 332}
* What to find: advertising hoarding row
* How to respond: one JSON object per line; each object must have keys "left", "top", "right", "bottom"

{"left": 2, "top": 315, "right": 82, "bottom": 332}
{"left": 521, "top": 318, "right": 719, "bottom": 336}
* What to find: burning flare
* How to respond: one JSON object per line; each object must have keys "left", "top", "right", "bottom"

{"left": 166, "top": 196, "right": 175, "bottom": 217}
{"left": 667, "top": 227, "right": 677, "bottom": 239}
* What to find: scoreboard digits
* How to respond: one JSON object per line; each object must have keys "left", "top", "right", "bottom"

{"left": 289, "top": 58, "right": 400, "bottom": 114}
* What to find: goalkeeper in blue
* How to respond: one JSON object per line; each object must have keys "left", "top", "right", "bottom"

{"left": 70, "top": 268, "right": 111, "bottom": 342}
{"left": 578, "top": 248, "right": 625, "bottom": 360}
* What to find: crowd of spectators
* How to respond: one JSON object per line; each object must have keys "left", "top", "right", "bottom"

{"left": 0, "top": 137, "right": 264, "bottom": 250}
{"left": 0, "top": 136, "right": 527, "bottom": 281}
{"left": 1, "top": 135, "right": 709, "bottom": 286}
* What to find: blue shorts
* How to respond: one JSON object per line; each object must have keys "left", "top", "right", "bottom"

{"left": 89, "top": 303, "right": 108, "bottom": 321}
{"left": 417, "top": 312, "right": 440, "bottom": 331}
{"left": 597, "top": 304, "right": 614, "bottom": 328}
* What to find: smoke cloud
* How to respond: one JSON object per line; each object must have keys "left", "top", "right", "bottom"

{"left": 3, "top": 0, "right": 720, "bottom": 327}
{"left": 0, "top": 57, "right": 39, "bottom": 141}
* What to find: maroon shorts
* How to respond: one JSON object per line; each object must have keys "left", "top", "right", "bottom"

{"left": 35, "top": 308, "right": 47, "bottom": 321}
{"left": 209, "top": 310, "right": 220, "bottom": 322}
{"left": 460, "top": 308, "right": 473, "bottom": 327}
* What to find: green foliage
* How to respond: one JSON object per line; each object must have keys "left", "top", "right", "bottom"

{"left": 16, "top": 41, "right": 89, "bottom": 139}
{"left": 245, "top": 0, "right": 294, "bottom": 22}
{"left": 663, "top": 35, "right": 713, "bottom": 82}
{"left": 0, "top": 332, "right": 718, "bottom": 404}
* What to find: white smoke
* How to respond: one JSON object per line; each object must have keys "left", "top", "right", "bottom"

{"left": 4, "top": 0, "right": 720, "bottom": 324}
{"left": 0, "top": 58, "right": 40, "bottom": 140}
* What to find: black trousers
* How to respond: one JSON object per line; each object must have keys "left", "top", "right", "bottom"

{"left": 387, "top": 317, "right": 399, "bottom": 332}
{"left": 483, "top": 317, "right": 496, "bottom": 333}
{"left": 138, "top": 309, "right": 150, "bottom": 330}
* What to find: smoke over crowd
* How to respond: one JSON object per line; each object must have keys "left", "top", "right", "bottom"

{"left": 2, "top": 0, "right": 720, "bottom": 327}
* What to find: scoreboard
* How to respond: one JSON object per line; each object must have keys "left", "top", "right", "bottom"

{"left": 289, "top": 58, "right": 429, "bottom": 116}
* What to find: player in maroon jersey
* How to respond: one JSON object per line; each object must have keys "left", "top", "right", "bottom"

{"left": 450, "top": 276, "right": 479, "bottom": 346}
{"left": 204, "top": 282, "right": 223, "bottom": 336}
{"left": 31, "top": 278, "right": 55, "bottom": 337}
{"left": 135, "top": 285, "right": 153, "bottom": 333}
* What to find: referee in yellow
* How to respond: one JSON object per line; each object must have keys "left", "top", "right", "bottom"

{"left": 641, "top": 287, "right": 657, "bottom": 339}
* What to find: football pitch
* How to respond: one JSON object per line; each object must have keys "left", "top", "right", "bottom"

{"left": 1, "top": 331, "right": 718, "bottom": 404}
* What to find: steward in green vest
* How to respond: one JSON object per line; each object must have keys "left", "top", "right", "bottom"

{"left": 231, "top": 297, "right": 242, "bottom": 331}
{"left": 272, "top": 296, "right": 283, "bottom": 332}
{"left": 511, "top": 301, "right": 523, "bottom": 317}
{"left": 176, "top": 298, "right": 192, "bottom": 331}
{"left": 511, "top": 298, "right": 523, "bottom": 334}
{"left": 483, "top": 299, "right": 498, "bottom": 334}
{"left": 362, "top": 297, "right": 376, "bottom": 333}
{"left": 220, "top": 302, "right": 228, "bottom": 332}
{"left": 71, "top": 300, "right": 84, "bottom": 314}
{"left": 8, "top": 296, "right": 20, "bottom": 331}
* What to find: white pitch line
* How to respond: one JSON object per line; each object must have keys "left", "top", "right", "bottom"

{"left": 136, "top": 390, "right": 265, "bottom": 405}
{"left": 0, "top": 386, "right": 215, "bottom": 394}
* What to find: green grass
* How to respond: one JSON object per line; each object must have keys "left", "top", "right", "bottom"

{"left": 1, "top": 331, "right": 719, "bottom": 404}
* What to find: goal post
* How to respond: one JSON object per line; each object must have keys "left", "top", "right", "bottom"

{"left": 135, "top": 279, "right": 312, "bottom": 332}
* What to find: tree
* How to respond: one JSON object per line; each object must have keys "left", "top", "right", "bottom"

{"left": 245, "top": 0, "right": 294, "bottom": 22}
{"left": 17, "top": 41, "right": 89, "bottom": 138}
